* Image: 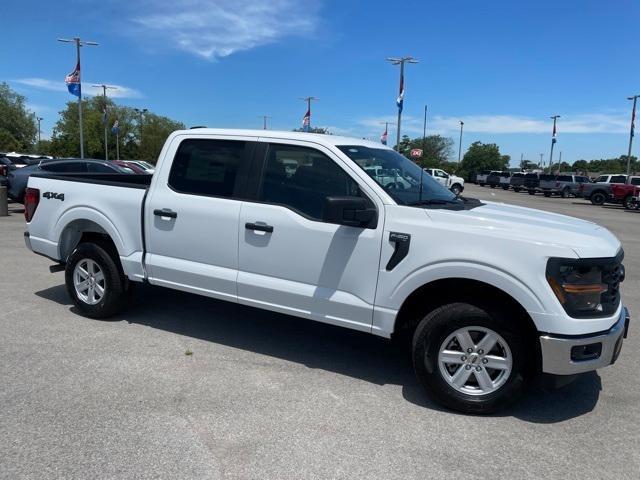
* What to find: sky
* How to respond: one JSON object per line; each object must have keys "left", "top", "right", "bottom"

{"left": 2, "top": 0, "right": 639, "bottom": 166}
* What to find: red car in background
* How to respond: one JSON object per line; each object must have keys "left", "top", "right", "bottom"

{"left": 610, "top": 183, "right": 640, "bottom": 209}
{"left": 111, "top": 160, "right": 147, "bottom": 174}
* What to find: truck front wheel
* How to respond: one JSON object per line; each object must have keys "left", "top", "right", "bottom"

{"left": 65, "top": 242, "right": 129, "bottom": 319}
{"left": 412, "top": 303, "right": 532, "bottom": 414}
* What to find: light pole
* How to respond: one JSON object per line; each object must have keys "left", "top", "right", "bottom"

{"left": 258, "top": 115, "right": 271, "bottom": 130}
{"left": 548, "top": 115, "right": 560, "bottom": 173}
{"left": 626, "top": 95, "right": 639, "bottom": 175}
{"left": 422, "top": 104, "right": 428, "bottom": 153}
{"left": 539, "top": 153, "right": 544, "bottom": 167}
{"left": 93, "top": 84, "right": 117, "bottom": 160}
{"left": 36, "top": 116, "right": 43, "bottom": 152}
{"left": 299, "top": 97, "right": 318, "bottom": 131}
{"left": 386, "top": 56, "right": 418, "bottom": 151}
{"left": 457, "top": 121, "right": 464, "bottom": 163}
{"left": 134, "top": 108, "right": 148, "bottom": 153}
{"left": 57, "top": 37, "right": 98, "bottom": 158}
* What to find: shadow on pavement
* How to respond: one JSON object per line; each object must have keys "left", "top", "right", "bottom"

{"left": 35, "top": 283, "right": 602, "bottom": 423}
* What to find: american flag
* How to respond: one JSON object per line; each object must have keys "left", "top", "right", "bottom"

{"left": 381, "top": 124, "right": 388, "bottom": 145}
{"left": 396, "top": 73, "right": 404, "bottom": 113}
{"left": 302, "top": 107, "right": 310, "bottom": 132}
{"left": 65, "top": 61, "right": 81, "bottom": 97}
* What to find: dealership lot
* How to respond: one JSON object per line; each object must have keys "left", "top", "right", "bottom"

{"left": 1, "top": 188, "right": 639, "bottom": 479}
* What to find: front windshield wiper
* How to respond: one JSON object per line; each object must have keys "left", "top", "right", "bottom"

{"left": 407, "top": 198, "right": 460, "bottom": 206}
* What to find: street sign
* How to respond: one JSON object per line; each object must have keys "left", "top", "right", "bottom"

{"left": 410, "top": 148, "right": 423, "bottom": 158}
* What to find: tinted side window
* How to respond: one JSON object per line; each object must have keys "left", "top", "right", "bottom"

{"left": 557, "top": 175, "right": 572, "bottom": 182}
{"left": 168, "top": 139, "right": 246, "bottom": 197}
{"left": 630, "top": 177, "right": 640, "bottom": 185}
{"left": 87, "top": 162, "right": 115, "bottom": 173}
{"left": 610, "top": 175, "right": 627, "bottom": 184}
{"left": 42, "top": 162, "right": 87, "bottom": 173}
{"left": 259, "top": 144, "right": 361, "bottom": 221}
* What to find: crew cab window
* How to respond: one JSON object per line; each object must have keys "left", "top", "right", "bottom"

{"left": 434, "top": 170, "right": 448, "bottom": 178}
{"left": 259, "top": 144, "right": 360, "bottom": 220}
{"left": 630, "top": 177, "right": 640, "bottom": 185}
{"left": 168, "top": 139, "right": 246, "bottom": 197}
{"left": 557, "top": 175, "right": 572, "bottom": 182}
{"left": 42, "top": 162, "right": 87, "bottom": 173}
{"left": 610, "top": 175, "right": 626, "bottom": 184}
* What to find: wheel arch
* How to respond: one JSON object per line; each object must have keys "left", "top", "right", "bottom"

{"left": 57, "top": 215, "right": 123, "bottom": 263}
{"left": 392, "top": 278, "right": 539, "bottom": 345}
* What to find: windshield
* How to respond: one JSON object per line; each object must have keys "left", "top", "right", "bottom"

{"left": 337, "top": 145, "right": 460, "bottom": 206}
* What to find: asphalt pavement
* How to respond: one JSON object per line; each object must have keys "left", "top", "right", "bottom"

{"left": 1, "top": 186, "right": 638, "bottom": 479}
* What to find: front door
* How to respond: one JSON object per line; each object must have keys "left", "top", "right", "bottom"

{"left": 144, "top": 135, "right": 255, "bottom": 301}
{"left": 237, "top": 141, "right": 384, "bottom": 332}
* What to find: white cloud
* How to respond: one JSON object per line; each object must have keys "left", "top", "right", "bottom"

{"left": 128, "top": 0, "right": 320, "bottom": 59}
{"left": 359, "top": 113, "right": 630, "bottom": 136}
{"left": 14, "top": 78, "right": 142, "bottom": 99}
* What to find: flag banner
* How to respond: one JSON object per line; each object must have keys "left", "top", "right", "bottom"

{"left": 111, "top": 119, "right": 119, "bottom": 134}
{"left": 102, "top": 108, "right": 107, "bottom": 125}
{"left": 65, "top": 61, "right": 81, "bottom": 97}
{"left": 302, "top": 107, "right": 310, "bottom": 132}
{"left": 381, "top": 125, "right": 388, "bottom": 145}
{"left": 396, "top": 73, "right": 404, "bottom": 113}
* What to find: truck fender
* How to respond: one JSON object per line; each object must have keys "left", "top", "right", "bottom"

{"left": 53, "top": 206, "right": 126, "bottom": 261}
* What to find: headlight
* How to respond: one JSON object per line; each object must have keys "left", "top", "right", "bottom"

{"left": 546, "top": 253, "right": 624, "bottom": 318}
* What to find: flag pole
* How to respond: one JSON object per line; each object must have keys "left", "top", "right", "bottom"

{"left": 75, "top": 39, "right": 84, "bottom": 159}
{"left": 116, "top": 127, "right": 120, "bottom": 160}
{"left": 627, "top": 95, "right": 639, "bottom": 175}
{"left": 549, "top": 115, "right": 560, "bottom": 173}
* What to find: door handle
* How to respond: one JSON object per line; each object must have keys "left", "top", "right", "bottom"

{"left": 154, "top": 208, "right": 177, "bottom": 219}
{"left": 245, "top": 222, "right": 274, "bottom": 233}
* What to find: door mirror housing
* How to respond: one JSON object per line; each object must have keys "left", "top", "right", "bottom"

{"left": 323, "top": 196, "right": 377, "bottom": 229}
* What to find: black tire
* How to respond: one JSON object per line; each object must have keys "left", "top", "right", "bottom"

{"left": 513, "top": 187, "right": 520, "bottom": 192}
{"left": 412, "top": 302, "right": 532, "bottom": 414}
{"left": 490, "top": 185, "right": 496, "bottom": 189}
{"left": 65, "top": 242, "right": 129, "bottom": 319}
{"left": 590, "top": 191, "right": 607, "bottom": 205}
{"left": 528, "top": 190, "right": 536, "bottom": 195}
{"left": 450, "top": 184, "right": 462, "bottom": 196}
{"left": 502, "top": 185, "right": 509, "bottom": 190}
{"left": 543, "top": 192, "right": 551, "bottom": 197}
{"left": 561, "top": 187, "right": 570, "bottom": 199}
{"left": 623, "top": 195, "right": 633, "bottom": 210}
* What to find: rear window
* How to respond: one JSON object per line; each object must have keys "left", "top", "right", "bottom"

{"left": 539, "top": 174, "right": 555, "bottom": 181}
{"left": 557, "top": 175, "right": 572, "bottom": 182}
{"left": 42, "top": 162, "right": 87, "bottom": 173}
{"left": 630, "top": 177, "right": 640, "bottom": 185}
{"left": 610, "top": 175, "right": 627, "bottom": 184}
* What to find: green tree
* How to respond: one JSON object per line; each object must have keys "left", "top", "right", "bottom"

{"left": 50, "top": 97, "right": 184, "bottom": 162}
{"left": 0, "top": 82, "right": 37, "bottom": 151}
{"left": 459, "top": 141, "right": 509, "bottom": 178}
{"left": 396, "top": 134, "right": 455, "bottom": 167}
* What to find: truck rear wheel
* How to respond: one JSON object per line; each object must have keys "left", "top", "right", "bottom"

{"left": 623, "top": 195, "right": 634, "bottom": 210}
{"left": 450, "top": 184, "right": 462, "bottom": 196}
{"left": 65, "top": 242, "right": 128, "bottom": 319}
{"left": 412, "top": 302, "right": 531, "bottom": 414}
{"left": 590, "top": 191, "right": 606, "bottom": 205}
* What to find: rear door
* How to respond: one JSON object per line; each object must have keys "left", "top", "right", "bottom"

{"left": 144, "top": 135, "right": 256, "bottom": 301}
{"left": 236, "top": 140, "right": 385, "bottom": 332}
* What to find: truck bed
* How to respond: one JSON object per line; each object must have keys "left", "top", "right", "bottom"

{"left": 26, "top": 173, "right": 150, "bottom": 281}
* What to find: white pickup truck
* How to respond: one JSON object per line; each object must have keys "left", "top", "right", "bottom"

{"left": 24, "top": 129, "right": 629, "bottom": 414}
{"left": 423, "top": 168, "right": 465, "bottom": 195}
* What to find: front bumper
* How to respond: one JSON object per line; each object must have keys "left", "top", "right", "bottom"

{"left": 539, "top": 307, "right": 629, "bottom": 375}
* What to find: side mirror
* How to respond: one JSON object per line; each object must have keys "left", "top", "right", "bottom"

{"left": 323, "top": 196, "right": 377, "bottom": 229}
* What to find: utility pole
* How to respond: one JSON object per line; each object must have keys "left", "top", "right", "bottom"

{"left": 458, "top": 121, "right": 464, "bottom": 163}
{"left": 422, "top": 105, "right": 428, "bottom": 152}
{"left": 93, "top": 84, "right": 118, "bottom": 160}
{"left": 258, "top": 115, "right": 271, "bottom": 130}
{"left": 386, "top": 56, "right": 418, "bottom": 151}
{"left": 57, "top": 37, "right": 98, "bottom": 158}
{"left": 627, "top": 95, "right": 639, "bottom": 175}
{"left": 36, "top": 117, "right": 43, "bottom": 152}
{"left": 548, "top": 115, "right": 560, "bottom": 173}
{"left": 134, "top": 108, "right": 148, "bottom": 153}
{"left": 299, "top": 97, "right": 318, "bottom": 131}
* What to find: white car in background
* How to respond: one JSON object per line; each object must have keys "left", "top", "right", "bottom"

{"left": 424, "top": 168, "right": 465, "bottom": 195}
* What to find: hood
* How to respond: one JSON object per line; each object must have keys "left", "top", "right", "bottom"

{"left": 426, "top": 200, "right": 621, "bottom": 259}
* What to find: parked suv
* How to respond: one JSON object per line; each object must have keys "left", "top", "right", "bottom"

{"left": 581, "top": 174, "right": 628, "bottom": 205}
{"left": 475, "top": 170, "right": 491, "bottom": 186}
{"left": 539, "top": 174, "right": 591, "bottom": 198}
{"left": 523, "top": 173, "right": 540, "bottom": 195}
{"left": 509, "top": 172, "right": 525, "bottom": 192}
